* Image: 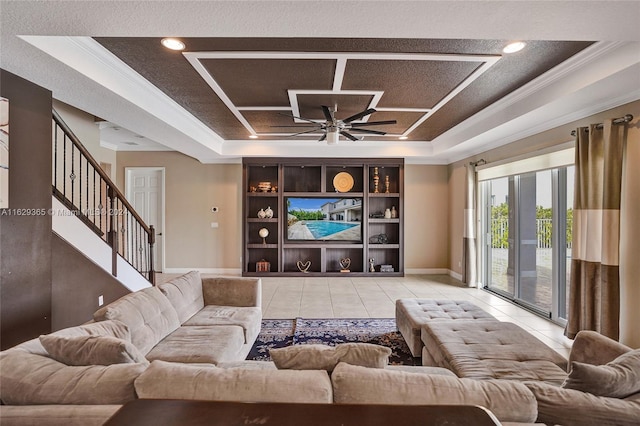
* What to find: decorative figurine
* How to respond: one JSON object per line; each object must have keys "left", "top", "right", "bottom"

{"left": 369, "top": 258, "right": 375, "bottom": 273}
{"left": 296, "top": 260, "right": 311, "bottom": 273}
{"left": 258, "top": 227, "right": 269, "bottom": 245}
{"left": 340, "top": 258, "right": 351, "bottom": 273}
{"left": 373, "top": 167, "right": 380, "bottom": 193}
{"left": 385, "top": 175, "right": 390, "bottom": 193}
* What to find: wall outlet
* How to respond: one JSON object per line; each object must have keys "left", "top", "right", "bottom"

{"left": 211, "top": 222, "right": 219, "bottom": 228}
{"left": 98, "top": 295, "right": 104, "bottom": 306}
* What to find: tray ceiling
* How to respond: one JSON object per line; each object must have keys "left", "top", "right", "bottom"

{"left": 95, "top": 38, "right": 593, "bottom": 143}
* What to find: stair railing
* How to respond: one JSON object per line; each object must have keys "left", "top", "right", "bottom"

{"left": 52, "top": 109, "right": 155, "bottom": 285}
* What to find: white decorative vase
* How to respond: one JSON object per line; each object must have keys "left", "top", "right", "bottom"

{"left": 384, "top": 208, "right": 391, "bottom": 219}
{"left": 264, "top": 206, "right": 273, "bottom": 218}
{"left": 257, "top": 208, "right": 266, "bottom": 219}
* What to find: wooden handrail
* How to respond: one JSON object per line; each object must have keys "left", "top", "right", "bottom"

{"left": 52, "top": 109, "right": 151, "bottom": 234}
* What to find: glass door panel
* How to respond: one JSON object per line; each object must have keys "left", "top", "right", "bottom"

{"left": 516, "top": 171, "right": 552, "bottom": 314}
{"left": 486, "top": 177, "right": 515, "bottom": 297}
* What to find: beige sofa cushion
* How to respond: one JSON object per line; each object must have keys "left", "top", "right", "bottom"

{"left": 145, "top": 325, "right": 245, "bottom": 364}
{"left": 331, "top": 362, "right": 537, "bottom": 423}
{"left": 525, "top": 381, "right": 640, "bottom": 426}
{"left": 40, "top": 334, "right": 148, "bottom": 366}
{"left": 0, "top": 352, "right": 145, "bottom": 405}
{"left": 183, "top": 305, "right": 262, "bottom": 344}
{"left": 93, "top": 286, "right": 180, "bottom": 354}
{"left": 135, "top": 360, "right": 332, "bottom": 403}
{"left": 422, "top": 321, "right": 568, "bottom": 384}
{"left": 158, "top": 270, "right": 204, "bottom": 324}
{"left": 8, "top": 320, "right": 132, "bottom": 358}
{"left": 563, "top": 349, "right": 640, "bottom": 398}
{"left": 270, "top": 343, "right": 391, "bottom": 371}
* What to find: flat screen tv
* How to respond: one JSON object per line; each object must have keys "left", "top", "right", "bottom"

{"left": 286, "top": 197, "right": 362, "bottom": 242}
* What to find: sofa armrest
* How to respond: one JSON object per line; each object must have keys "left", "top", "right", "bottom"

{"left": 524, "top": 381, "right": 640, "bottom": 426}
{"left": 569, "top": 330, "right": 631, "bottom": 366}
{"left": 202, "top": 277, "right": 261, "bottom": 308}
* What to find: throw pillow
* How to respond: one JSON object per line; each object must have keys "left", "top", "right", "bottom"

{"left": 40, "top": 334, "right": 149, "bottom": 366}
{"left": 562, "top": 348, "right": 640, "bottom": 398}
{"left": 269, "top": 343, "right": 391, "bottom": 371}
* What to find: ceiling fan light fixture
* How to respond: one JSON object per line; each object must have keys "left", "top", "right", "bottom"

{"left": 503, "top": 41, "right": 526, "bottom": 54}
{"left": 399, "top": 136, "right": 408, "bottom": 140}
{"left": 327, "top": 131, "right": 339, "bottom": 145}
{"left": 161, "top": 38, "right": 185, "bottom": 51}
{"left": 249, "top": 135, "right": 258, "bottom": 139}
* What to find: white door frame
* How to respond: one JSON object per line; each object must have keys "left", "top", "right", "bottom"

{"left": 125, "top": 167, "right": 166, "bottom": 273}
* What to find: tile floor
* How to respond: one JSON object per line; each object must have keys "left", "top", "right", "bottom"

{"left": 159, "top": 273, "right": 573, "bottom": 358}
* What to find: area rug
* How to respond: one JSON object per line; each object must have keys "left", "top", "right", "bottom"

{"left": 246, "top": 318, "right": 419, "bottom": 366}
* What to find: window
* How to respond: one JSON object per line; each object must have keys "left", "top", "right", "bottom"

{"left": 478, "top": 150, "right": 574, "bottom": 323}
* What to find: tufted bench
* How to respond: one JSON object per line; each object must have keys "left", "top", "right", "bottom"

{"left": 395, "top": 299, "right": 497, "bottom": 356}
{"left": 421, "top": 320, "right": 568, "bottom": 385}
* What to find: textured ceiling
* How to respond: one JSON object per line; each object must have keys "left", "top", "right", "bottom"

{"left": 95, "top": 38, "right": 593, "bottom": 143}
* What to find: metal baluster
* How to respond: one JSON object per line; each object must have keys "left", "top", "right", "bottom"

{"left": 54, "top": 122, "right": 58, "bottom": 189}
{"left": 70, "top": 143, "right": 75, "bottom": 207}
{"left": 63, "top": 134, "right": 67, "bottom": 197}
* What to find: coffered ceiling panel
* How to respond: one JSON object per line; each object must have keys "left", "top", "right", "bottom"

{"left": 95, "top": 37, "right": 594, "bottom": 143}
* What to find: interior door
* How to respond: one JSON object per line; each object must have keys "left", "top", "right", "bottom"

{"left": 126, "top": 168, "right": 164, "bottom": 272}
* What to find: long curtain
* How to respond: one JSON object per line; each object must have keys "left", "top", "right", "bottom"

{"left": 565, "top": 119, "right": 626, "bottom": 340}
{"left": 462, "top": 162, "right": 477, "bottom": 287}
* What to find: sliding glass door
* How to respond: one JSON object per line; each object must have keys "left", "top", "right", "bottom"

{"left": 481, "top": 166, "right": 574, "bottom": 322}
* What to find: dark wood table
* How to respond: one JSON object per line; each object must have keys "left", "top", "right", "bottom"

{"left": 104, "top": 399, "right": 501, "bottom": 426}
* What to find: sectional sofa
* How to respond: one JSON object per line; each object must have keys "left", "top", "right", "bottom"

{"left": 1, "top": 271, "right": 639, "bottom": 426}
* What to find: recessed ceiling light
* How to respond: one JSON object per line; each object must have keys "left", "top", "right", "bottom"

{"left": 399, "top": 136, "right": 408, "bottom": 140}
{"left": 249, "top": 135, "right": 258, "bottom": 139}
{"left": 161, "top": 38, "right": 185, "bottom": 51}
{"left": 503, "top": 42, "right": 526, "bottom": 54}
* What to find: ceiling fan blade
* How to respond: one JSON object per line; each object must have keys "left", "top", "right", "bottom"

{"left": 349, "top": 128, "right": 387, "bottom": 135}
{"left": 340, "top": 131, "right": 359, "bottom": 141}
{"left": 343, "top": 108, "right": 376, "bottom": 123}
{"left": 270, "top": 124, "right": 321, "bottom": 128}
{"left": 321, "top": 105, "right": 335, "bottom": 122}
{"left": 350, "top": 120, "right": 397, "bottom": 127}
{"left": 318, "top": 134, "right": 327, "bottom": 142}
{"left": 277, "top": 112, "right": 321, "bottom": 125}
{"left": 287, "top": 128, "right": 323, "bottom": 137}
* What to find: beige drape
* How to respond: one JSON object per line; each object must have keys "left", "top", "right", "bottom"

{"left": 462, "top": 163, "right": 477, "bottom": 287}
{"left": 565, "top": 119, "right": 626, "bottom": 340}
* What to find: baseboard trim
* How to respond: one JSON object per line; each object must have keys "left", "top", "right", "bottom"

{"left": 448, "top": 270, "right": 463, "bottom": 281}
{"left": 405, "top": 268, "right": 450, "bottom": 275}
{"left": 162, "top": 268, "right": 242, "bottom": 276}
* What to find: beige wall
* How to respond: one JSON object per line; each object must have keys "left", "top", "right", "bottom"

{"left": 53, "top": 100, "right": 116, "bottom": 179}
{"left": 404, "top": 165, "right": 450, "bottom": 270}
{"left": 449, "top": 99, "right": 640, "bottom": 347}
{"left": 116, "top": 152, "right": 242, "bottom": 271}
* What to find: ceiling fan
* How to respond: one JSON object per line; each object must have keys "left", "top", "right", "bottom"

{"left": 275, "top": 105, "right": 397, "bottom": 144}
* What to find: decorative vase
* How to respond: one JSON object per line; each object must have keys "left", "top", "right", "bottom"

{"left": 385, "top": 175, "right": 390, "bottom": 193}
{"left": 264, "top": 206, "right": 273, "bottom": 218}
{"left": 258, "top": 227, "right": 269, "bottom": 245}
{"left": 384, "top": 208, "right": 391, "bottom": 219}
{"left": 257, "top": 208, "right": 266, "bottom": 219}
{"left": 391, "top": 206, "right": 397, "bottom": 218}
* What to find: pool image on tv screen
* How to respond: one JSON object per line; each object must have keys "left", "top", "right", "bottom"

{"left": 286, "top": 197, "right": 362, "bottom": 241}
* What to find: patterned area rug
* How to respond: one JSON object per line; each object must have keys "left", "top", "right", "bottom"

{"left": 246, "top": 318, "right": 420, "bottom": 366}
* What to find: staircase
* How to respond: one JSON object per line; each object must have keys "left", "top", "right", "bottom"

{"left": 51, "top": 109, "right": 155, "bottom": 287}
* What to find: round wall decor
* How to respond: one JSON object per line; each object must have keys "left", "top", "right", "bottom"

{"left": 333, "top": 172, "right": 354, "bottom": 192}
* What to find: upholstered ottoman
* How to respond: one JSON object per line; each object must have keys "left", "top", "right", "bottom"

{"left": 395, "top": 299, "right": 497, "bottom": 356}
{"left": 421, "top": 320, "right": 568, "bottom": 385}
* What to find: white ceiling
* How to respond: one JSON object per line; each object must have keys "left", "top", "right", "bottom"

{"left": 1, "top": 1, "right": 639, "bottom": 164}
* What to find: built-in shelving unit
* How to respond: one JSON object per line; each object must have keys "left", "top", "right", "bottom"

{"left": 242, "top": 158, "right": 404, "bottom": 277}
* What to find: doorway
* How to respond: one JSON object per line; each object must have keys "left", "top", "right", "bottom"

{"left": 125, "top": 167, "right": 165, "bottom": 273}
